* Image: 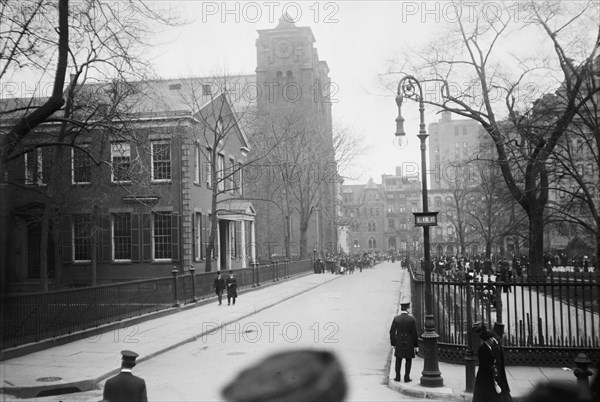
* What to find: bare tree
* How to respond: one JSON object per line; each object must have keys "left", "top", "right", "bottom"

{"left": 387, "top": 1, "right": 600, "bottom": 278}
{"left": 546, "top": 84, "right": 600, "bottom": 265}
{"left": 439, "top": 163, "right": 475, "bottom": 256}
{"left": 249, "top": 109, "right": 362, "bottom": 259}
{"left": 1, "top": 0, "right": 182, "bottom": 290}
{"left": 466, "top": 147, "right": 528, "bottom": 259}
{"left": 176, "top": 75, "right": 289, "bottom": 271}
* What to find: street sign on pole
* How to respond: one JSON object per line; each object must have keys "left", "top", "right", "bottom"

{"left": 413, "top": 212, "right": 439, "bottom": 227}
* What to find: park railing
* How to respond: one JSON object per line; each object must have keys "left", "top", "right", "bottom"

{"left": 409, "top": 266, "right": 600, "bottom": 367}
{"left": 2, "top": 259, "right": 313, "bottom": 351}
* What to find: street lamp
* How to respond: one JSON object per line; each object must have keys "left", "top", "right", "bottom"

{"left": 395, "top": 75, "right": 443, "bottom": 387}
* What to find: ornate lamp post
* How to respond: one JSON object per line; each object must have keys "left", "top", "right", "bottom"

{"left": 395, "top": 75, "right": 443, "bottom": 387}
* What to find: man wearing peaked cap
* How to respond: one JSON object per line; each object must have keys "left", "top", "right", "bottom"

{"left": 103, "top": 350, "right": 148, "bottom": 402}
{"left": 389, "top": 301, "right": 418, "bottom": 383}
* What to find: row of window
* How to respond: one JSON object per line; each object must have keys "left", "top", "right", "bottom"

{"left": 71, "top": 211, "right": 178, "bottom": 262}
{"left": 352, "top": 238, "right": 378, "bottom": 249}
{"left": 67, "top": 211, "right": 250, "bottom": 264}
{"left": 25, "top": 141, "right": 172, "bottom": 186}
{"left": 25, "top": 141, "right": 244, "bottom": 194}
{"left": 194, "top": 145, "right": 243, "bottom": 194}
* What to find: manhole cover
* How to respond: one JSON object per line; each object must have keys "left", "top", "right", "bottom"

{"left": 36, "top": 377, "right": 62, "bottom": 382}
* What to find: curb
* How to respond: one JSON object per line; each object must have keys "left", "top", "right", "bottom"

{"left": 386, "top": 267, "right": 470, "bottom": 401}
{"left": 1, "top": 272, "right": 341, "bottom": 399}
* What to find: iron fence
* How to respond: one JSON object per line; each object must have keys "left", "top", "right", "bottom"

{"left": 2, "top": 260, "right": 312, "bottom": 351}
{"left": 409, "top": 267, "right": 600, "bottom": 366}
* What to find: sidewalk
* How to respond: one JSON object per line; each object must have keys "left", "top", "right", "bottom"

{"left": 0, "top": 272, "right": 340, "bottom": 400}
{"left": 387, "top": 268, "right": 587, "bottom": 401}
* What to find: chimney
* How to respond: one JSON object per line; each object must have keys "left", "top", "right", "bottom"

{"left": 441, "top": 110, "right": 451, "bottom": 121}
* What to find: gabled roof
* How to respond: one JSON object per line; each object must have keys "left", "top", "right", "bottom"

{"left": 218, "top": 200, "right": 256, "bottom": 220}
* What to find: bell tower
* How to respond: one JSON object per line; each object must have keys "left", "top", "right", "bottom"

{"left": 253, "top": 16, "right": 337, "bottom": 259}
{"left": 256, "top": 15, "right": 329, "bottom": 114}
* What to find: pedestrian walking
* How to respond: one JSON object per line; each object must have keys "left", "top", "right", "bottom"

{"left": 103, "top": 350, "right": 148, "bottom": 402}
{"left": 472, "top": 325, "right": 512, "bottom": 402}
{"left": 389, "top": 302, "right": 418, "bottom": 383}
{"left": 226, "top": 270, "right": 238, "bottom": 305}
{"left": 213, "top": 271, "right": 226, "bottom": 305}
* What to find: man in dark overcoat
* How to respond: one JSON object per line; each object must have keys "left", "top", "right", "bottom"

{"left": 226, "top": 270, "right": 238, "bottom": 305}
{"left": 213, "top": 271, "right": 226, "bottom": 305}
{"left": 389, "top": 302, "right": 419, "bottom": 382}
{"left": 103, "top": 350, "right": 148, "bottom": 402}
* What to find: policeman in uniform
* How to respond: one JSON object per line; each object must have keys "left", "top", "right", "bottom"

{"left": 389, "top": 302, "right": 418, "bottom": 383}
{"left": 103, "top": 350, "right": 148, "bottom": 402}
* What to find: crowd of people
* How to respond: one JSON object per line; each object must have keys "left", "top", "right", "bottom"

{"left": 315, "top": 251, "right": 391, "bottom": 274}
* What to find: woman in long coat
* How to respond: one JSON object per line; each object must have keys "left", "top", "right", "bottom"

{"left": 473, "top": 328, "right": 512, "bottom": 402}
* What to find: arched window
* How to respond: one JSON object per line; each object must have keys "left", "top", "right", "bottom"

{"left": 368, "top": 220, "right": 376, "bottom": 232}
{"left": 388, "top": 237, "right": 397, "bottom": 250}
{"left": 368, "top": 237, "right": 377, "bottom": 249}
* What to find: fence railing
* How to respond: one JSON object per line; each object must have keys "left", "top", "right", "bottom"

{"left": 409, "top": 267, "right": 600, "bottom": 366}
{"left": 2, "top": 259, "right": 313, "bottom": 351}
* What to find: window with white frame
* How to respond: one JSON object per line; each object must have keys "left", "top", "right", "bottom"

{"left": 206, "top": 148, "right": 213, "bottom": 188}
{"left": 73, "top": 213, "right": 92, "bottom": 261}
{"left": 111, "top": 143, "right": 131, "bottom": 182}
{"left": 229, "top": 157, "right": 235, "bottom": 193}
{"left": 236, "top": 162, "right": 243, "bottom": 195}
{"left": 112, "top": 213, "right": 132, "bottom": 261}
{"left": 217, "top": 153, "right": 225, "bottom": 191}
{"left": 151, "top": 141, "right": 171, "bottom": 182}
{"left": 153, "top": 212, "right": 172, "bottom": 260}
{"left": 25, "top": 148, "right": 49, "bottom": 185}
{"left": 72, "top": 146, "right": 91, "bottom": 184}
{"left": 194, "top": 144, "right": 201, "bottom": 185}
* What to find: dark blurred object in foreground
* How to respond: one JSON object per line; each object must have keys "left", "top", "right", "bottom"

{"left": 523, "top": 381, "right": 587, "bottom": 402}
{"left": 222, "top": 349, "right": 347, "bottom": 402}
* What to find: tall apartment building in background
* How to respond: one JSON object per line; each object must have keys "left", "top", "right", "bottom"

{"left": 341, "top": 178, "right": 385, "bottom": 255}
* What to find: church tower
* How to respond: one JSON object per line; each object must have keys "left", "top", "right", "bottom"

{"left": 252, "top": 16, "right": 338, "bottom": 259}
{"left": 256, "top": 15, "right": 332, "bottom": 120}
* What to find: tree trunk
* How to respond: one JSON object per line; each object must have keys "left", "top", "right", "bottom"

{"left": 485, "top": 241, "right": 492, "bottom": 260}
{"left": 52, "top": 221, "right": 61, "bottom": 286}
{"left": 528, "top": 206, "right": 545, "bottom": 280}
{"left": 40, "top": 205, "right": 51, "bottom": 292}
{"left": 90, "top": 218, "right": 98, "bottom": 286}
{"left": 299, "top": 227, "right": 308, "bottom": 260}
{"left": 299, "top": 215, "right": 309, "bottom": 260}
{"left": 595, "top": 230, "right": 599, "bottom": 274}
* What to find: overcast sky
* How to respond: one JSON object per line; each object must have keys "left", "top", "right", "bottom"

{"left": 10, "top": 1, "right": 596, "bottom": 185}
{"left": 144, "top": 1, "right": 465, "bottom": 185}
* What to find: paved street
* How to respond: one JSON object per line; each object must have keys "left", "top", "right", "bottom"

{"left": 124, "top": 262, "right": 410, "bottom": 401}
{"left": 1, "top": 262, "right": 585, "bottom": 402}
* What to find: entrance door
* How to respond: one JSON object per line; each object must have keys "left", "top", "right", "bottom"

{"left": 27, "top": 222, "right": 55, "bottom": 280}
{"left": 219, "top": 220, "right": 228, "bottom": 271}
